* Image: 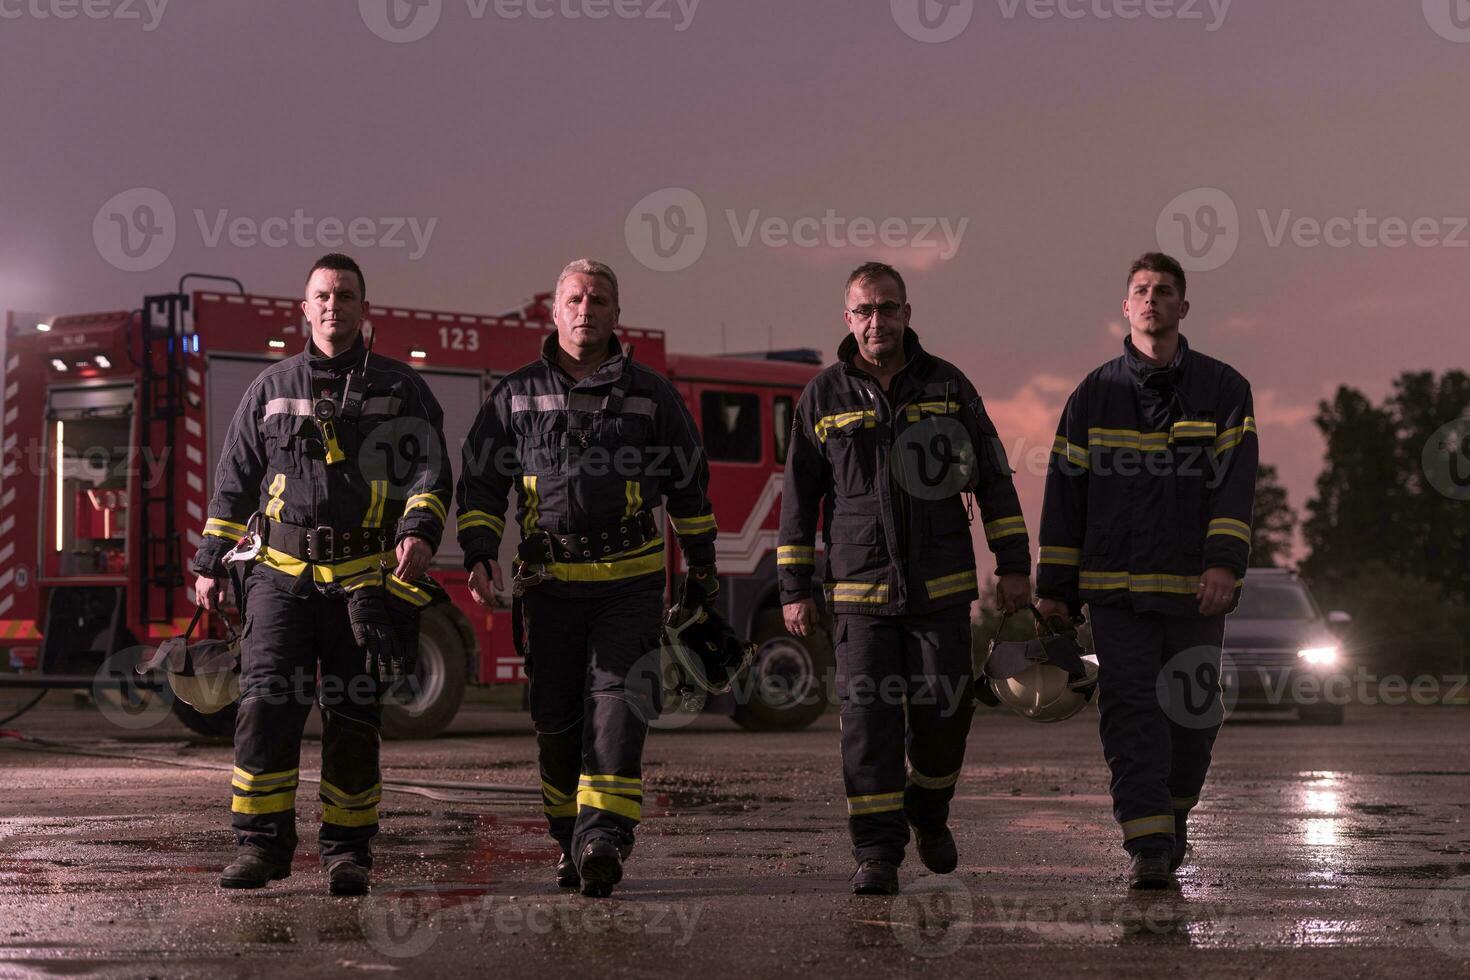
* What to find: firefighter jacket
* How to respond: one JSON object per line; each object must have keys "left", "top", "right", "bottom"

{"left": 778, "top": 329, "right": 1031, "bottom": 616}
{"left": 191, "top": 336, "right": 453, "bottom": 593}
{"left": 455, "top": 332, "right": 716, "bottom": 597}
{"left": 1037, "top": 334, "right": 1258, "bottom": 617}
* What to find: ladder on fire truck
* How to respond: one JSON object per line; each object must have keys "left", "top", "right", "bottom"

{"left": 137, "top": 275, "right": 243, "bottom": 632}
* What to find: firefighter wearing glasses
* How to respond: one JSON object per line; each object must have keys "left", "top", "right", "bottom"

{"left": 1036, "top": 252, "right": 1258, "bottom": 890}
{"left": 192, "top": 253, "right": 452, "bottom": 896}
{"left": 779, "top": 262, "right": 1033, "bottom": 895}
{"left": 457, "top": 260, "right": 717, "bottom": 898}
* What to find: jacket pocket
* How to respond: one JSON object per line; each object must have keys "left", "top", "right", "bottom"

{"left": 826, "top": 515, "right": 885, "bottom": 582}
{"left": 262, "top": 416, "right": 306, "bottom": 476}
{"left": 824, "top": 425, "right": 875, "bottom": 497}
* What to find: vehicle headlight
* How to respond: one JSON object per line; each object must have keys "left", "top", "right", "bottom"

{"left": 1297, "top": 645, "right": 1339, "bottom": 667}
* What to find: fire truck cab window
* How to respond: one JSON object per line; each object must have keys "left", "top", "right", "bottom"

{"left": 700, "top": 391, "right": 762, "bottom": 463}
{"left": 773, "top": 395, "right": 795, "bottom": 465}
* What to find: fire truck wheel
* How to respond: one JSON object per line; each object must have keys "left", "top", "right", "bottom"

{"left": 731, "top": 609, "right": 833, "bottom": 732}
{"left": 382, "top": 605, "right": 467, "bottom": 740}
{"left": 169, "top": 698, "right": 240, "bottom": 739}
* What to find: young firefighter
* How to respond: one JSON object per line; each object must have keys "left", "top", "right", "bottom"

{"left": 1036, "top": 252, "right": 1258, "bottom": 889}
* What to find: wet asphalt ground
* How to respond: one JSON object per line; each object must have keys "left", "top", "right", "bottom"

{"left": 2, "top": 701, "right": 1469, "bottom": 979}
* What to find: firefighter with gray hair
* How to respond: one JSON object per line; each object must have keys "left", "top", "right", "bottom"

{"left": 192, "top": 252, "right": 452, "bottom": 896}
{"left": 779, "top": 261, "right": 1033, "bottom": 895}
{"left": 456, "top": 259, "right": 720, "bottom": 898}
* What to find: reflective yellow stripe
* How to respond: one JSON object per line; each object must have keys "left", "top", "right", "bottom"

{"left": 1079, "top": 571, "right": 1244, "bottom": 595}
{"left": 777, "top": 545, "right": 815, "bottom": 566}
{"left": 204, "top": 517, "right": 248, "bottom": 540}
{"left": 830, "top": 581, "right": 889, "bottom": 604}
{"left": 322, "top": 803, "right": 379, "bottom": 828}
{"left": 404, "top": 492, "right": 447, "bottom": 523}
{"left": 1214, "top": 417, "right": 1258, "bottom": 454}
{"left": 578, "top": 774, "right": 642, "bottom": 792}
{"left": 257, "top": 547, "right": 394, "bottom": 582}
{"left": 457, "top": 510, "right": 506, "bottom": 535}
{"left": 319, "top": 779, "right": 382, "bottom": 809}
{"left": 544, "top": 541, "right": 665, "bottom": 583}
{"left": 1087, "top": 428, "right": 1171, "bottom": 451}
{"left": 1121, "top": 814, "right": 1177, "bottom": 841}
{"left": 578, "top": 790, "right": 642, "bottom": 821}
{"left": 1170, "top": 795, "right": 1199, "bottom": 810}
{"left": 386, "top": 574, "right": 433, "bottom": 607}
{"left": 1051, "top": 436, "right": 1090, "bottom": 471}
{"left": 670, "top": 513, "right": 717, "bottom": 536}
{"left": 231, "top": 765, "right": 298, "bottom": 787}
{"left": 623, "top": 481, "right": 642, "bottom": 521}
{"left": 264, "top": 473, "right": 287, "bottom": 521}
{"left": 542, "top": 781, "right": 574, "bottom": 804}
{"left": 983, "top": 515, "right": 1026, "bottom": 542}
{"left": 1171, "top": 420, "right": 1218, "bottom": 441}
{"left": 1039, "top": 546, "right": 1082, "bottom": 566}
{"left": 924, "top": 569, "right": 977, "bottom": 600}
{"left": 231, "top": 789, "right": 296, "bottom": 815}
{"left": 1207, "top": 518, "right": 1252, "bottom": 545}
{"left": 903, "top": 399, "right": 961, "bottom": 422}
{"left": 544, "top": 802, "right": 578, "bottom": 818}
{"left": 847, "top": 791, "right": 905, "bottom": 816}
{"left": 522, "top": 475, "right": 539, "bottom": 533}
{"left": 907, "top": 767, "right": 961, "bottom": 790}
{"left": 814, "top": 410, "right": 877, "bottom": 443}
{"left": 364, "top": 480, "right": 387, "bottom": 528}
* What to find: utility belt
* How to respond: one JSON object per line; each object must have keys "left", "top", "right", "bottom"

{"left": 263, "top": 518, "right": 392, "bottom": 563}
{"left": 510, "top": 510, "right": 658, "bottom": 598}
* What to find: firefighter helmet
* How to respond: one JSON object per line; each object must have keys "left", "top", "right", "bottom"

{"left": 979, "top": 607, "right": 1098, "bottom": 723}
{"left": 135, "top": 607, "right": 241, "bottom": 715}
{"left": 664, "top": 601, "right": 755, "bottom": 698}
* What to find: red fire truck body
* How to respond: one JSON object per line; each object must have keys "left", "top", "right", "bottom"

{"left": 0, "top": 287, "right": 832, "bottom": 736}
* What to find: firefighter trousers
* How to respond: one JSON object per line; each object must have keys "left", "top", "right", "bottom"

{"left": 231, "top": 571, "right": 383, "bottom": 867}
{"left": 1090, "top": 605, "right": 1226, "bottom": 855}
{"left": 521, "top": 585, "right": 664, "bottom": 867}
{"left": 834, "top": 606, "right": 974, "bottom": 865}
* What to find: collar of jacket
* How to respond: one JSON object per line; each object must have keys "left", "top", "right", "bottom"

{"left": 1123, "top": 332, "right": 1188, "bottom": 388}
{"left": 304, "top": 333, "right": 368, "bottom": 371}
{"left": 837, "top": 327, "right": 928, "bottom": 381}
{"left": 539, "top": 330, "right": 630, "bottom": 386}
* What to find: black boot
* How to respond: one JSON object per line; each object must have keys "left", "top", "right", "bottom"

{"left": 1128, "top": 850, "right": 1176, "bottom": 890}
{"left": 912, "top": 825, "right": 958, "bottom": 875}
{"left": 219, "top": 852, "right": 291, "bottom": 889}
{"left": 850, "top": 859, "right": 900, "bottom": 895}
{"left": 327, "top": 859, "right": 371, "bottom": 896}
{"left": 578, "top": 838, "right": 624, "bottom": 898}
{"left": 556, "top": 852, "right": 580, "bottom": 889}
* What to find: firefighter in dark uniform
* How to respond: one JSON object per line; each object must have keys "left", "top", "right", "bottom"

{"left": 779, "top": 262, "right": 1033, "bottom": 895}
{"left": 456, "top": 259, "right": 717, "bottom": 898}
{"left": 1036, "top": 252, "right": 1258, "bottom": 889}
{"left": 192, "top": 253, "right": 452, "bottom": 896}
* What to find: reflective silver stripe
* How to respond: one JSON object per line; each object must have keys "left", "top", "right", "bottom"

{"left": 263, "top": 397, "right": 314, "bottom": 418}
{"left": 361, "top": 396, "right": 401, "bottom": 415}
{"left": 511, "top": 394, "right": 566, "bottom": 413}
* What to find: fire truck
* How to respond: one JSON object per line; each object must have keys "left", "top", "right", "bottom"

{"left": 0, "top": 278, "right": 833, "bottom": 738}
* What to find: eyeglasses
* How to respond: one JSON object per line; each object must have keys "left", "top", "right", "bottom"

{"left": 847, "top": 302, "right": 905, "bottom": 321}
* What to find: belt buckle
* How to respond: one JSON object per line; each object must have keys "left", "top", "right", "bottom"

{"left": 308, "top": 525, "right": 334, "bottom": 562}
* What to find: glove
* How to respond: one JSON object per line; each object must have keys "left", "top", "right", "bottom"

{"left": 348, "top": 588, "right": 408, "bottom": 683}
{"left": 682, "top": 564, "right": 720, "bottom": 610}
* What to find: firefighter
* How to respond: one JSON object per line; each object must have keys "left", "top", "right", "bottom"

{"left": 456, "top": 259, "right": 717, "bottom": 898}
{"left": 192, "top": 253, "right": 452, "bottom": 896}
{"left": 779, "top": 262, "right": 1033, "bottom": 895}
{"left": 1036, "top": 252, "right": 1258, "bottom": 889}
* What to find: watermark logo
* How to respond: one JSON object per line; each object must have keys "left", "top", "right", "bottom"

{"left": 359, "top": 0, "right": 443, "bottom": 43}
{"left": 1423, "top": 418, "right": 1470, "bottom": 500}
{"left": 359, "top": 417, "right": 446, "bottom": 502}
{"left": 891, "top": 416, "right": 977, "bottom": 501}
{"left": 624, "top": 188, "right": 708, "bottom": 273}
{"left": 889, "top": 877, "right": 974, "bottom": 956}
{"left": 1155, "top": 187, "right": 1239, "bottom": 273}
{"left": 0, "top": 0, "right": 170, "bottom": 31}
{"left": 93, "top": 187, "right": 176, "bottom": 273}
{"left": 891, "top": 0, "right": 975, "bottom": 43}
{"left": 1424, "top": 875, "right": 1470, "bottom": 955}
{"left": 93, "top": 646, "right": 174, "bottom": 731}
{"left": 1422, "top": 0, "right": 1470, "bottom": 43}
{"left": 1157, "top": 644, "right": 1236, "bottom": 729}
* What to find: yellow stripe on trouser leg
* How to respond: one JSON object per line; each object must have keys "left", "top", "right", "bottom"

{"left": 907, "top": 766, "right": 961, "bottom": 790}
{"left": 577, "top": 774, "right": 642, "bottom": 821}
{"left": 231, "top": 765, "right": 300, "bottom": 813}
{"left": 320, "top": 779, "right": 382, "bottom": 828}
{"left": 1121, "top": 814, "right": 1177, "bottom": 842}
{"left": 543, "top": 780, "right": 578, "bottom": 818}
{"left": 847, "top": 791, "right": 905, "bottom": 816}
